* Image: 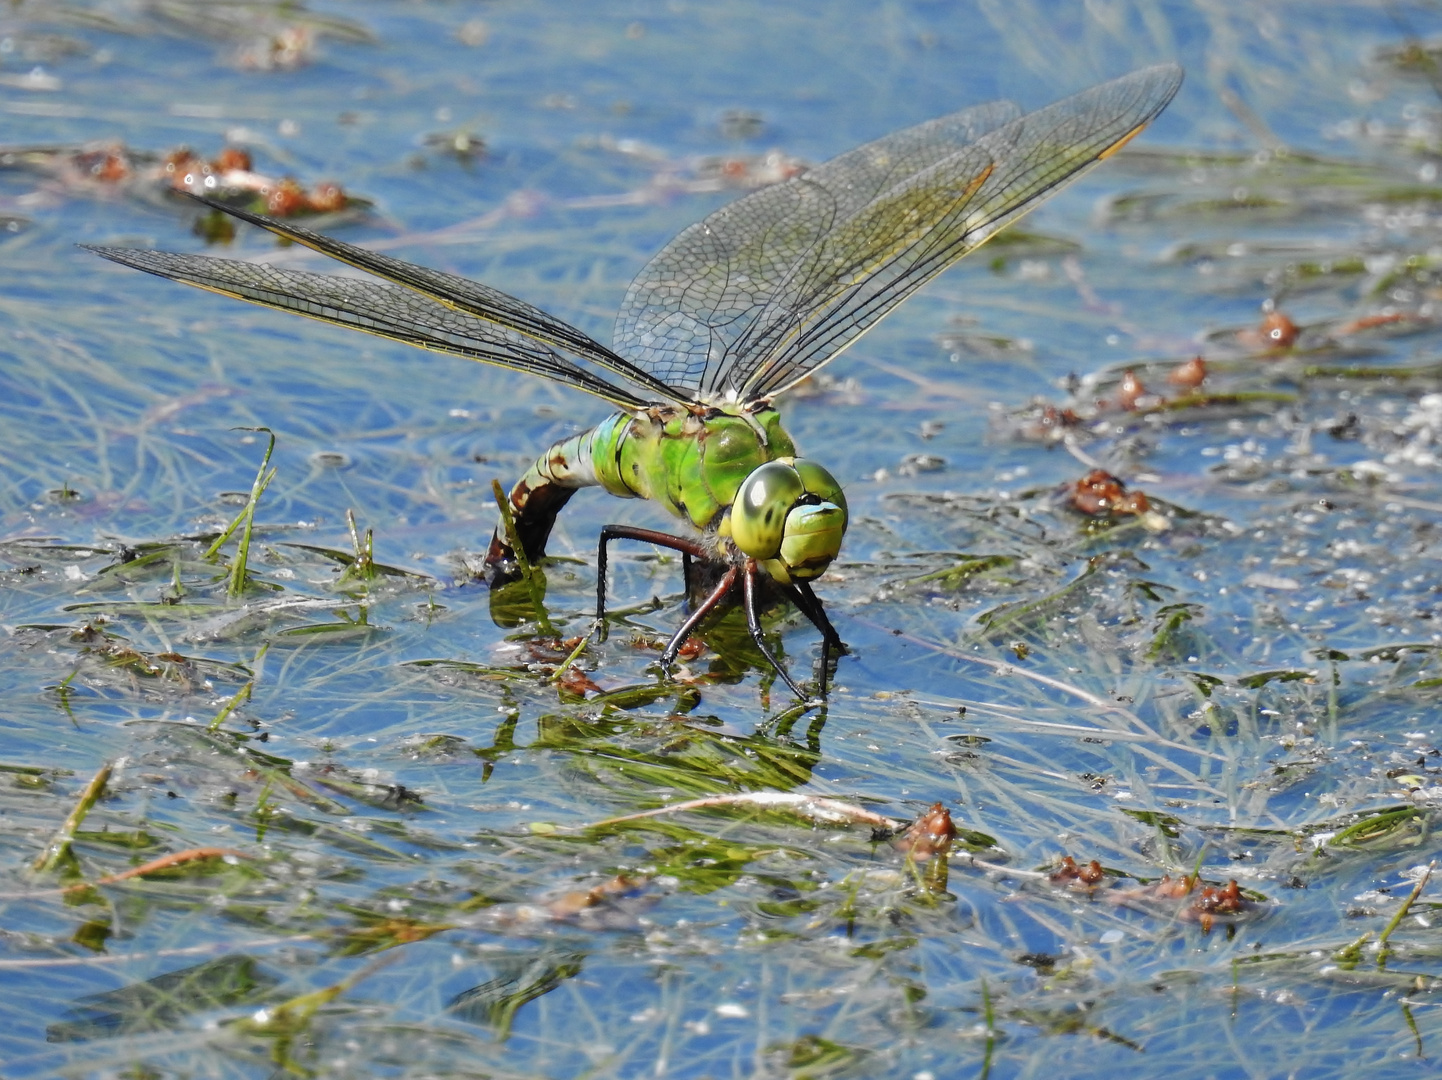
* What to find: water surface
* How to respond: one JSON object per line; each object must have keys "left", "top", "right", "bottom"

{"left": 3, "top": 2, "right": 1442, "bottom": 1077}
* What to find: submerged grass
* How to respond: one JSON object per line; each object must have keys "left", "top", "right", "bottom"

{"left": 31, "top": 761, "right": 112, "bottom": 875}
{"left": 204, "top": 429, "right": 277, "bottom": 600}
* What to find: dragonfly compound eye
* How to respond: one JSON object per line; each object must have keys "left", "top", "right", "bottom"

{"left": 732, "top": 461, "right": 805, "bottom": 559}
{"left": 777, "top": 460, "right": 847, "bottom": 581}
{"left": 776, "top": 501, "right": 846, "bottom": 582}
{"left": 792, "top": 459, "right": 847, "bottom": 520}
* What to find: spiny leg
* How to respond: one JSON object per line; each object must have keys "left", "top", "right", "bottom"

{"left": 743, "top": 558, "right": 809, "bottom": 702}
{"left": 784, "top": 585, "right": 842, "bottom": 695}
{"left": 661, "top": 565, "right": 738, "bottom": 668}
{"left": 596, "top": 524, "right": 710, "bottom": 640}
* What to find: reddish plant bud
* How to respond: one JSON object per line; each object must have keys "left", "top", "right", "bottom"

{"left": 307, "top": 182, "right": 348, "bottom": 213}
{"left": 1168, "top": 355, "right": 1206, "bottom": 388}
{"left": 895, "top": 802, "right": 956, "bottom": 861}
{"left": 212, "top": 146, "right": 253, "bottom": 173}
{"left": 1117, "top": 369, "right": 1145, "bottom": 410}
{"left": 265, "top": 177, "right": 308, "bottom": 216}
{"left": 1260, "top": 310, "right": 1297, "bottom": 347}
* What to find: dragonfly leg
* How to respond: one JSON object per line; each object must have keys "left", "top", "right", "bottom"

{"left": 596, "top": 525, "right": 711, "bottom": 640}
{"left": 786, "top": 583, "right": 843, "bottom": 697}
{"left": 661, "top": 565, "right": 738, "bottom": 668}
{"left": 792, "top": 581, "right": 844, "bottom": 650}
{"left": 743, "top": 559, "right": 810, "bottom": 702}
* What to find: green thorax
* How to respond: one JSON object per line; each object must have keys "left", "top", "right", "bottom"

{"left": 597, "top": 405, "right": 798, "bottom": 531}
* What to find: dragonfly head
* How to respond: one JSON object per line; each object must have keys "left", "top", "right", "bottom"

{"left": 727, "top": 458, "right": 847, "bottom": 585}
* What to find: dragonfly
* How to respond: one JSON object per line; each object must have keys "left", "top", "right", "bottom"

{"left": 90, "top": 63, "right": 1181, "bottom": 702}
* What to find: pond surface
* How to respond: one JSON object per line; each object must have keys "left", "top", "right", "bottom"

{"left": 3, "top": 2, "right": 1442, "bottom": 1077}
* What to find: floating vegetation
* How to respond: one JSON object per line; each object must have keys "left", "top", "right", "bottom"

{"left": 0, "top": 139, "right": 371, "bottom": 230}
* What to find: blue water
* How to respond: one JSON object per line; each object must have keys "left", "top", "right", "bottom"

{"left": 3, "top": 2, "right": 1442, "bottom": 1077}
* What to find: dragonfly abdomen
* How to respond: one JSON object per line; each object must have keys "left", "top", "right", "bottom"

{"left": 485, "top": 411, "right": 637, "bottom": 573}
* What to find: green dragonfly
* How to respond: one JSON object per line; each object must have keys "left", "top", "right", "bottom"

{"left": 90, "top": 64, "right": 1181, "bottom": 702}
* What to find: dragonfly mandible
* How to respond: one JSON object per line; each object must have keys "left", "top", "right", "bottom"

{"left": 90, "top": 63, "right": 1182, "bottom": 702}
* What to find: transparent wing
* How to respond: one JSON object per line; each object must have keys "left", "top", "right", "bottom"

{"left": 87, "top": 246, "right": 654, "bottom": 410}
{"left": 737, "top": 64, "right": 1183, "bottom": 401}
{"left": 613, "top": 98, "right": 1022, "bottom": 398}
{"left": 615, "top": 64, "right": 1182, "bottom": 403}
{"left": 183, "top": 197, "right": 691, "bottom": 406}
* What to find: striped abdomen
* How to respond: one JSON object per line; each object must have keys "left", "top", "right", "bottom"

{"left": 484, "top": 411, "right": 635, "bottom": 573}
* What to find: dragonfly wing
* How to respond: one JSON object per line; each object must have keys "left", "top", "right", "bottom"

{"left": 735, "top": 64, "right": 1182, "bottom": 400}
{"left": 182, "top": 197, "right": 690, "bottom": 406}
{"left": 87, "top": 246, "right": 654, "bottom": 410}
{"left": 614, "top": 65, "right": 1179, "bottom": 403}
{"left": 612, "top": 98, "right": 1023, "bottom": 400}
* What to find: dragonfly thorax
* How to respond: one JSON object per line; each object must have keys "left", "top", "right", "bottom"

{"left": 605, "top": 404, "right": 847, "bottom": 582}
{"left": 609, "top": 404, "right": 793, "bottom": 531}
